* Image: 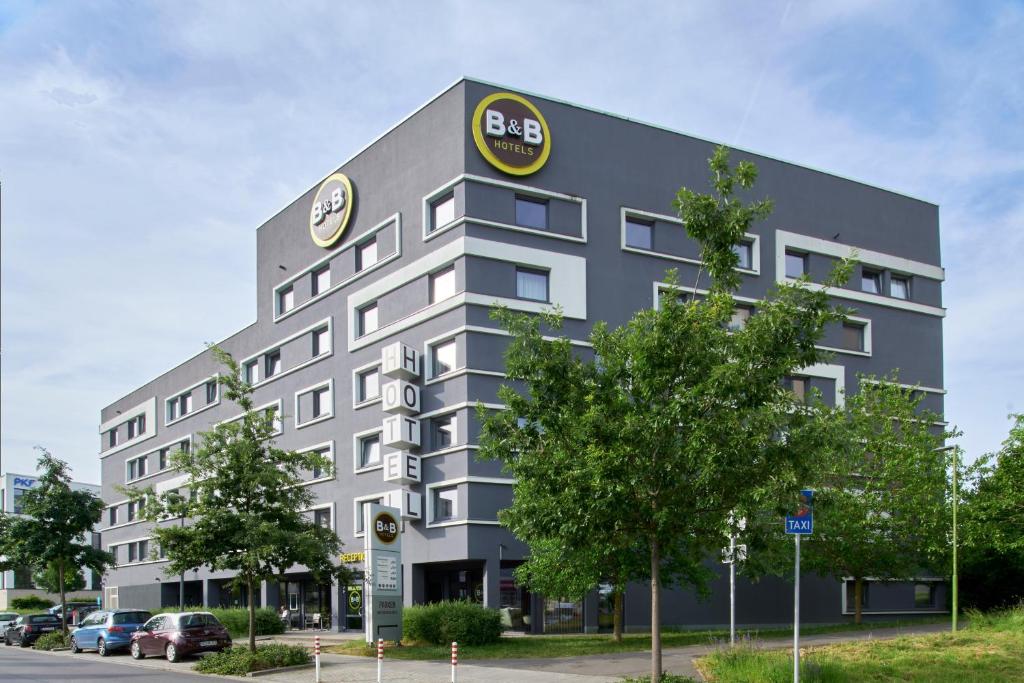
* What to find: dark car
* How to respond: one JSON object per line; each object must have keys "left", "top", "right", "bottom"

{"left": 70, "top": 609, "right": 152, "bottom": 656}
{"left": 3, "top": 614, "right": 62, "bottom": 647}
{"left": 130, "top": 612, "right": 231, "bottom": 662}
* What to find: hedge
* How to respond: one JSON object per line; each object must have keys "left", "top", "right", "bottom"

{"left": 157, "top": 606, "right": 284, "bottom": 638}
{"left": 33, "top": 631, "right": 70, "bottom": 650}
{"left": 10, "top": 596, "right": 54, "bottom": 610}
{"left": 193, "top": 644, "right": 309, "bottom": 675}
{"left": 403, "top": 601, "right": 502, "bottom": 646}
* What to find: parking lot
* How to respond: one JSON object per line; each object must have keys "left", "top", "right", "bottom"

{"left": 0, "top": 641, "right": 218, "bottom": 682}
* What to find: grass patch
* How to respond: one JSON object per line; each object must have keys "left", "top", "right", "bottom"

{"left": 325, "top": 617, "right": 945, "bottom": 661}
{"left": 698, "top": 606, "right": 1023, "bottom": 683}
{"left": 192, "top": 643, "right": 309, "bottom": 675}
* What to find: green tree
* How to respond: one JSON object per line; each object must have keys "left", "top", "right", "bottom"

{"left": 960, "top": 414, "right": 1024, "bottom": 609}
{"left": 0, "top": 449, "right": 113, "bottom": 633}
{"left": 33, "top": 562, "right": 87, "bottom": 595}
{"left": 793, "top": 377, "right": 956, "bottom": 623}
{"left": 478, "top": 146, "right": 851, "bottom": 682}
{"left": 125, "top": 346, "right": 351, "bottom": 652}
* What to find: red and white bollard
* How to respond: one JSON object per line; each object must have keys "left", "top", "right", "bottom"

{"left": 314, "top": 635, "right": 321, "bottom": 683}
{"left": 376, "top": 638, "right": 384, "bottom": 683}
{"left": 451, "top": 641, "right": 458, "bottom": 683}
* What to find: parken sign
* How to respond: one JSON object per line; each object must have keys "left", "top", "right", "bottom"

{"left": 472, "top": 92, "right": 551, "bottom": 176}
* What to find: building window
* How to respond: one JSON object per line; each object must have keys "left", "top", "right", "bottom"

{"left": 265, "top": 350, "right": 282, "bottom": 378}
{"left": 265, "top": 405, "right": 282, "bottom": 433}
{"left": 785, "top": 251, "right": 806, "bottom": 278}
{"left": 431, "top": 339, "right": 457, "bottom": 378}
{"left": 728, "top": 306, "right": 752, "bottom": 332}
{"left": 314, "top": 508, "right": 331, "bottom": 529}
{"left": 311, "top": 386, "right": 331, "bottom": 419}
{"left": 733, "top": 241, "right": 753, "bottom": 270}
{"left": 624, "top": 218, "right": 653, "bottom": 249}
{"left": 311, "top": 447, "right": 329, "bottom": 480}
{"left": 109, "top": 506, "right": 118, "bottom": 526}
{"left": 358, "top": 303, "right": 379, "bottom": 337}
{"left": 312, "top": 265, "right": 331, "bottom": 296}
{"left": 891, "top": 276, "right": 910, "bottom": 300}
{"left": 179, "top": 439, "right": 191, "bottom": 454}
{"left": 127, "top": 498, "right": 145, "bottom": 522}
{"left": 783, "top": 376, "right": 807, "bottom": 403}
{"left": 356, "top": 239, "right": 378, "bottom": 271}
{"left": 516, "top": 267, "right": 549, "bottom": 302}
{"left": 430, "top": 265, "right": 456, "bottom": 303}
{"left": 278, "top": 286, "right": 295, "bottom": 315}
{"left": 356, "top": 498, "right": 382, "bottom": 534}
{"left": 127, "top": 539, "right": 149, "bottom": 564}
{"left": 861, "top": 269, "right": 882, "bottom": 294}
{"left": 433, "top": 486, "right": 457, "bottom": 522}
{"left": 158, "top": 448, "right": 170, "bottom": 471}
{"left": 841, "top": 323, "right": 865, "bottom": 352}
{"left": 127, "top": 456, "right": 148, "bottom": 482}
{"left": 358, "top": 367, "right": 380, "bottom": 403}
{"left": 108, "top": 429, "right": 118, "bottom": 448}
{"left": 244, "top": 360, "right": 259, "bottom": 384}
{"left": 431, "top": 194, "right": 455, "bottom": 232}
{"left": 358, "top": 434, "right": 381, "bottom": 469}
{"left": 431, "top": 413, "right": 457, "bottom": 451}
{"left": 846, "top": 580, "right": 869, "bottom": 608}
{"left": 515, "top": 195, "right": 547, "bottom": 230}
{"left": 311, "top": 326, "right": 330, "bottom": 356}
{"left": 914, "top": 583, "right": 936, "bottom": 608}
{"left": 205, "top": 380, "right": 218, "bottom": 404}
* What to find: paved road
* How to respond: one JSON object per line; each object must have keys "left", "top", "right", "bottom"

{"left": 0, "top": 643, "right": 216, "bottom": 682}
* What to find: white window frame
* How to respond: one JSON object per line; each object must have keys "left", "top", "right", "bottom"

{"left": 353, "top": 494, "right": 385, "bottom": 537}
{"left": 125, "top": 454, "right": 149, "bottom": 483}
{"left": 306, "top": 502, "right": 336, "bottom": 531}
{"left": 430, "top": 193, "right": 457, "bottom": 233}
{"left": 100, "top": 398, "right": 157, "bottom": 457}
{"left": 352, "top": 427, "right": 384, "bottom": 473}
{"left": 620, "top": 207, "right": 760, "bottom": 275}
{"left": 278, "top": 286, "right": 295, "bottom": 315}
{"left": 429, "top": 265, "right": 457, "bottom": 304}
{"left": 353, "top": 361, "right": 382, "bottom": 407}
{"left": 239, "top": 317, "right": 333, "bottom": 387}
{"left": 424, "top": 476, "right": 512, "bottom": 529}
{"left": 294, "top": 379, "right": 334, "bottom": 429}
{"left": 428, "top": 337, "right": 458, "bottom": 380}
{"left": 358, "top": 303, "right": 379, "bottom": 337}
{"left": 311, "top": 265, "right": 331, "bottom": 296}
{"left": 297, "top": 440, "right": 335, "bottom": 485}
{"left": 356, "top": 238, "right": 379, "bottom": 272}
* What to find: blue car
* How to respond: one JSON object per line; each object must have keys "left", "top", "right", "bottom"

{"left": 69, "top": 609, "right": 153, "bottom": 656}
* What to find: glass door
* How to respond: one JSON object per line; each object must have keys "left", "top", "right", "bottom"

{"left": 543, "top": 597, "right": 583, "bottom": 633}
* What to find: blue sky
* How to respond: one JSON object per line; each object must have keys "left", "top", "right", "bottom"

{"left": 1, "top": 1, "right": 1021, "bottom": 482}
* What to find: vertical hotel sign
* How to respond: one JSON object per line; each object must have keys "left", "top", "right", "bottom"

{"left": 472, "top": 92, "right": 551, "bottom": 175}
{"left": 364, "top": 502, "right": 402, "bottom": 643}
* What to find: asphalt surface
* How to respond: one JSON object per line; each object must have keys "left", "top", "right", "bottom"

{"left": 0, "top": 642, "right": 216, "bottom": 682}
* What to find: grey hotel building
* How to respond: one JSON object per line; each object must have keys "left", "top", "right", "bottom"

{"left": 98, "top": 79, "right": 948, "bottom": 632}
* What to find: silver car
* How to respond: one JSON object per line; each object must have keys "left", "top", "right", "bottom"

{"left": 0, "top": 613, "right": 18, "bottom": 632}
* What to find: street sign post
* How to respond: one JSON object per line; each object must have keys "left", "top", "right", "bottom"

{"left": 785, "top": 489, "right": 813, "bottom": 683}
{"left": 721, "top": 513, "right": 747, "bottom": 646}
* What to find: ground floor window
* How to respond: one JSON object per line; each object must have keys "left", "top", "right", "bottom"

{"left": 845, "top": 580, "right": 870, "bottom": 610}
{"left": 543, "top": 597, "right": 584, "bottom": 634}
{"left": 344, "top": 578, "right": 364, "bottom": 632}
{"left": 425, "top": 564, "right": 483, "bottom": 604}
{"left": 914, "top": 582, "right": 937, "bottom": 608}
{"left": 499, "top": 562, "right": 532, "bottom": 631}
{"left": 278, "top": 578, "right": 332, "bottom": 630}
{"left": 597, "top": 582, "right": 621, "bottom": 633}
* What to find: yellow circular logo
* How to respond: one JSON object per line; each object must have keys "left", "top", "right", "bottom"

{"left": 472, "top": 93, "right": 551, "bottom": 176}
{"left": 309, "top": 173, "right": 354, "bottom": 247}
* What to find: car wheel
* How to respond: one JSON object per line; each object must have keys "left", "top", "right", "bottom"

{"left": 97, "top": 637, "right": 108, "bottom": 656}
{"left": 3, "top": 634, "right": 10, "bottom": 646}
{"left": 165, "top": 643, "right": 180, "bottom": 663}
{"left": 130, "top": 641, "right": 144, "bottom": 660}
{"left": 19, "top": 637, "right": 30, "bottom": 648}
{"left": 70, "top": 636, "right": 81, "bottom": 654}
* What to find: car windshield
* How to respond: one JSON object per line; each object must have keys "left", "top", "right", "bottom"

{"left": 0, "top": 613, "right": 17, "bottom": 620}
{"left": 112, "top": 611, "right": 152, "bottom": 625}
{"left": 29, "top": 615, "right": 60, "bottom": 623}
{"left": 178, "top": 613, "right": 220, "bottom": 628}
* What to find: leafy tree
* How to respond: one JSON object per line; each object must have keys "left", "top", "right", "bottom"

{"left": 960, "top": 414, "right": 1024, "bottom": 609}
{"left": 788, "top": 377, "right": 956, "bottom": 623}
{"left": 0, "top": 449, "right": 113, "bottom": 632}
{"left": 478, "top": 146, "right": 851, "bottom": 682}
{"left": 33, "top": 562, "right": 87, "bottom": 595}
{"left": 125, "top": 346, "right": 351, "bottom": 652}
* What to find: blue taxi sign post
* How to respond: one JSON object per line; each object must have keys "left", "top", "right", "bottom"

{"left": 785, "top": 489, "right": 813, "bottom": 683}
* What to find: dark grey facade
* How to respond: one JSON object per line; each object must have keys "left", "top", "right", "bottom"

{"left": 97, "top": 78, "right": 947, "bottom": 633}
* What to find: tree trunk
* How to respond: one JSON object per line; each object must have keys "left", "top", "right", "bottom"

{"left": 58, "top": 562, "right": 68, "bottom": 634}
{"left": 248, "top": 580, "right": 257, "bottom": 652}
{"left": 651, "top": 538, "right": 662, "bottom": 683}
{"left": 854, "top": 577, "right": 863, "bottom": 625}
{"left": 613, "top": 589, "right": 624, "bottom": 644}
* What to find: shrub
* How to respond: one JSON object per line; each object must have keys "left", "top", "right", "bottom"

{"left": 33, "top": 630, "right": 70, "bottom": 650}
{"left": 403, "top": 601, "right": 502, "bottom": 646}
{"left": 193, "top": 644, "right": 309, "bottom": 675}
{"left": 10, "top": 596, "right": 54, "bottom": 610}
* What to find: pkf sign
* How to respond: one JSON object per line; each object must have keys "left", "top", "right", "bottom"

{"left": 309, "top": 172, "right": 354, "bottom": 248}
{"left": 13, "top": 477, "right": 36, "bottom": 488}
{"left": 472, "top": 92, "right": 551, "bottom": 176}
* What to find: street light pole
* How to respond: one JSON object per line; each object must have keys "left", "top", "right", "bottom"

{"left": 952, "top": 446, "right": 958, "bottom": 633}
{"left": 179, "top": 514, "right": 185, "bottom": 611}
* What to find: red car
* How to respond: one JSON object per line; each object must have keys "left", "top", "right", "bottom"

{"left": 130, "top": 612, "right": 231, "bottom": 662}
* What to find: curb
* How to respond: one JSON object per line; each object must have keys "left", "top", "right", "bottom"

{"left": 248, "top": 663, "right": 315, "bottom": 677}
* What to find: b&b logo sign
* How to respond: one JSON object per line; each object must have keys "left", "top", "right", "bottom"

{"left": 472, "top": 92, "right": 551, "bottom": 176}
{"left": 309, "top": 172, "right": 354, "bottom": 248}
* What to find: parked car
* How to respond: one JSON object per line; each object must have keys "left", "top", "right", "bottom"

{"left": 49, "top": 602, "right": 97, "bottom": 625}
{"left": 69, "top": 609, "right": 152, "bottom": 656}
{"left": 0, "top": 613, "right": 19, "bottom": 632}
{"left": 130, "top": 612, "right": 231, "bottom": 662}
{"left": 3, "top": 614, "right": 62, "bottom": 647}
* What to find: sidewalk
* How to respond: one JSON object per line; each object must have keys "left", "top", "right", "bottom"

{"left": 259, "top": 621, "right": 951, "bottom": 682}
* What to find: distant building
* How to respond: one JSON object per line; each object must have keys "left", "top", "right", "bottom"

{"left": 0, "top": 472, "right": 103, "bottom": 609}
{"left": 98, "top": 79, "right": 947, "bottom": 632}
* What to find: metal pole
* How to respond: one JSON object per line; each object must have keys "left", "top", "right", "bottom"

{"left": 952, "top": 447, "right": 958, "bottom": 633}
{"left": 729, "top": 533, "right": 736, "bottom": 646}
{"left": 794, "top": 533, "right": 800, "bottom": 683}
{"left": 314, "top": 635, "right": 321, "bottom": 683}
{"left": 377, "top": 637, "right": 383, "bottom": 683}
{"left": 179, "top": 516, "right": 185, "bottom": 610}
{"left": 451, "top": 641, "right": 458, "bottom": 683}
